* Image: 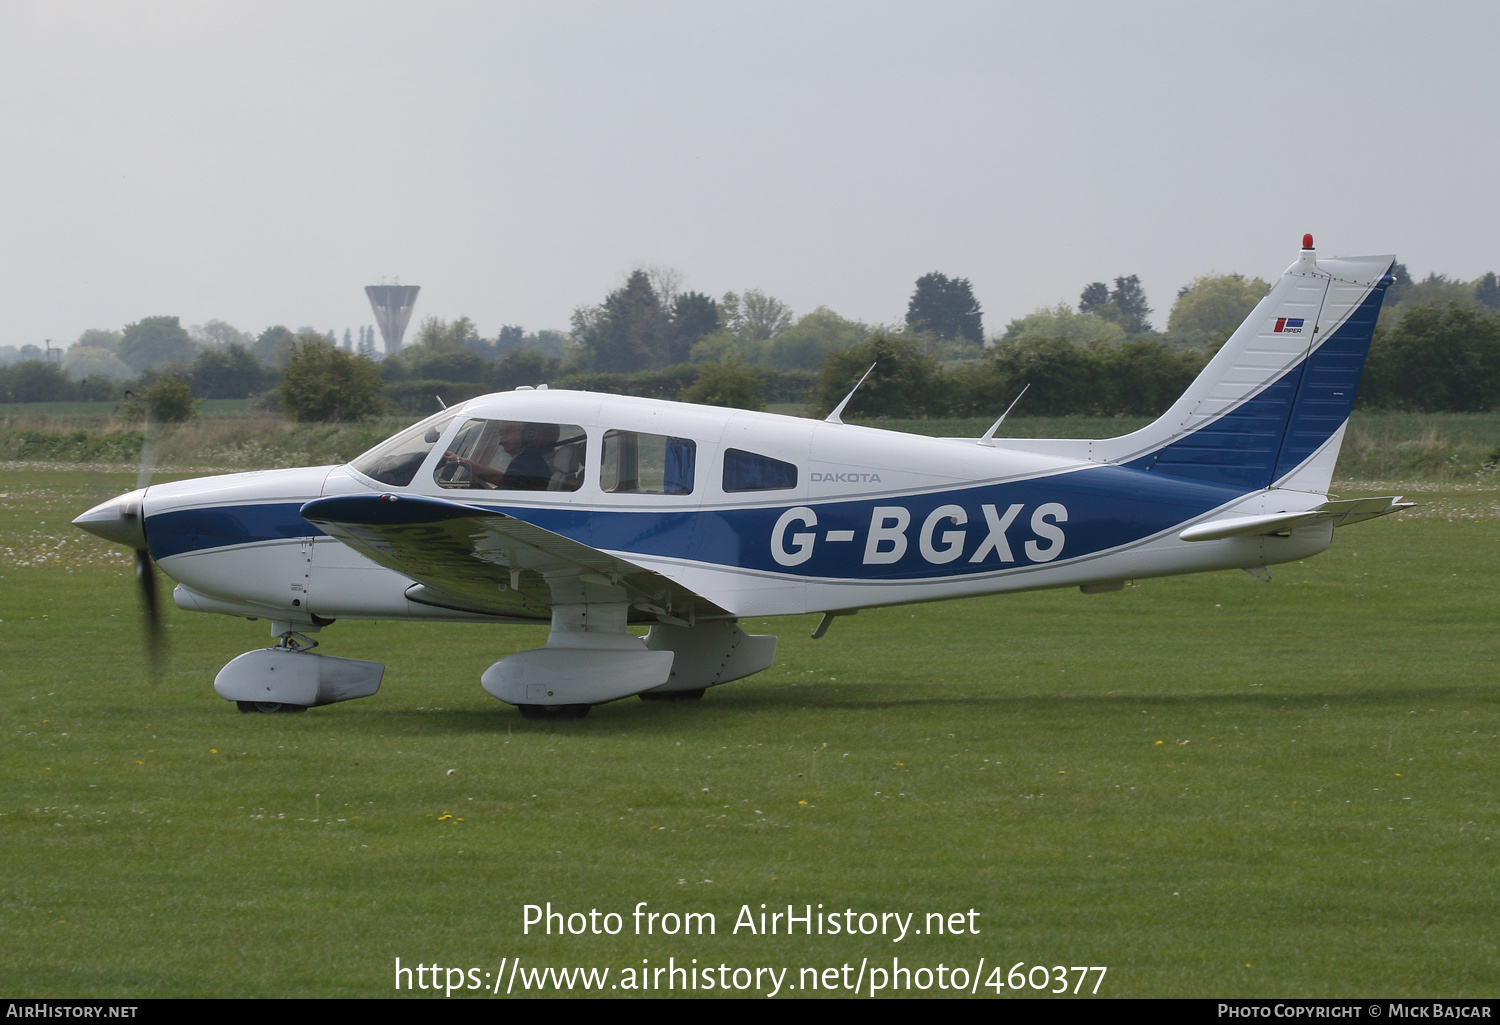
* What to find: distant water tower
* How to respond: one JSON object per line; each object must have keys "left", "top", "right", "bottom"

{"left": 365, "top": 283, "right": 421, "bottom": 354}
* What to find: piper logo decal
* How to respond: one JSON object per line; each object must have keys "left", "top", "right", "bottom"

{"left": 1273, "top": 317, "right": 1306, "bottom": 334}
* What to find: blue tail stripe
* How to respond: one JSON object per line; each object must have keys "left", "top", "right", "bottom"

{"left": 1126, "top": 274, "right": 1389, "bottom": 489}
{"left": 1270, "top": 280, "right": 1387, "bottom": 482}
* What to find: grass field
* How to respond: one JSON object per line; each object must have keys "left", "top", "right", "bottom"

{"left": 0, "top": 398, "right": 255, "bottom": 418}
{"left": 5, "top": 406, "right": 1499, "bottom": 483}
{"left": 3, "top": 466, "right": 1499, "bottom": 998}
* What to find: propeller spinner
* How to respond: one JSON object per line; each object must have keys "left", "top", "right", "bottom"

{"left": 75, "top": 438, "right": 167, "bottom": 670}
{"left": 73, "top": 486, "right": 166, "bottom": 667}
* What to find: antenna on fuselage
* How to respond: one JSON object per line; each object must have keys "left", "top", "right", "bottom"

{"left": 976, "top": 383, "right": 1030, "bottom": 447}
{"left": 824, "top": 363, "right": 877, "bottom": 425}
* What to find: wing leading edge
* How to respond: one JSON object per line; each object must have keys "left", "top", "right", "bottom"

{"left": 300, "top": 493, "right": 729, "bottom": 624}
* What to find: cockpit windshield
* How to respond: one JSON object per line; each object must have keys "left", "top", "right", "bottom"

{"left": 350, "top": 411, "right": 458, "bottom": 487}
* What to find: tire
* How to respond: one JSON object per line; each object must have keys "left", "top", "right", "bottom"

{"left": 639, "top": 689, "right": 706, "bottom": 702}
{"left": 517, "top": 703, "right": 591, "bottom": 720}
{"left": 237, "top": 701, "right": 308, "bottom": 714}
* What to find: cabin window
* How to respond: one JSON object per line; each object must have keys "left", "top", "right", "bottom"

{"left": 722, "top": 448, "right": 798, "bottom": 492}
{"left": 351, "top": 412, "right": 458, "bottom": 488}
{"left": 434, "top": 419, "right": 586, "bottom": 491}
{"left": 601, "top": 430, "right": 696, "bottom": 495}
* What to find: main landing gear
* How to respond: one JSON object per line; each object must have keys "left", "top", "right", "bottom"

{"left": 483, "top": 604, "right": 775, "bottom": 719}
{"left": 516, "top": 703, "right": 592, "bottom": 720}
{"left": 515, "top": 686, "right": 704, "bottom": 719}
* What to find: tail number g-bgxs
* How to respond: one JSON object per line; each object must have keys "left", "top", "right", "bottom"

{"left": 771, "top": 503, "right": 1067, "bottom": 568}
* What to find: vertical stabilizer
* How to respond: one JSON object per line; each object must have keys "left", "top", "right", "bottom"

{"left": 1093, "top": 239, "right": 1393, "bottom": 494}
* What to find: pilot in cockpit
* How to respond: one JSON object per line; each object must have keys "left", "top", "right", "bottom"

{"left": 444, "top": 420, "right": 560, "bottom": 491}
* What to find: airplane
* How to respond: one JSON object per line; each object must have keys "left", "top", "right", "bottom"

{"left": 74, "top": 236, "right": 1409, "bottom": 719}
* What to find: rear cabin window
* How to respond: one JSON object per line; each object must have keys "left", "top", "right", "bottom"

{"left": 435, "top": 419, "right": 586, "bottom": 492}
{"left": 722, "top": 448, "right": 798, "bottom": 492}
{"left": 601, "top": 430, "right": 696, "bottom": 495}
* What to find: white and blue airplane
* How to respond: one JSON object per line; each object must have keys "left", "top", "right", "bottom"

{"left": 75, "top": 237, "right": 1408, "bottom": 718}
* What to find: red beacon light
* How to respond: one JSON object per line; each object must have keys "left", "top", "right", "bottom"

{"left": 1302, "top": 233, "right": 1314, "bottom": 250}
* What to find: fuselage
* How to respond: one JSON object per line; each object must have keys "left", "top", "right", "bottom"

{"left": 140, "top": 388, "right": 1332, "bottom": 628}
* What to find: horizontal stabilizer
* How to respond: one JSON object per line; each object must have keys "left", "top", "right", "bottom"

{"left": 1179, "top": 496, "right": 1412, "bottom": 542}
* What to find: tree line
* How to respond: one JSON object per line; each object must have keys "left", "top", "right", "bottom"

{"left": 4, "top": 262, "right": 1499, "bottom": 419}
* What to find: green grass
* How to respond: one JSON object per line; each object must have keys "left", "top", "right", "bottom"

{"left": 0, "top": 415, "right": 408, "bottom": 471}
{"left": 856, "top": 412, "right": 1500, "bottom": 483}
{"left": 5, "top": 406, "right": 1500, "bottom": 482}
{"left": 3, "top": 469, "right": 1499, "bottom": 997}
{"left": 849, "top": 414, "right": 1154, "bottom": 439}
{"left": 0, "top": 398, "right": 255, "bottom": 418}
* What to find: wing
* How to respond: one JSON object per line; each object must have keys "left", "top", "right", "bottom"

{"left": 1178, "top": 495, "right": 1413, "bottom": 542}
{"left": 300, "top": 493, "right": 728, "bottom": 624}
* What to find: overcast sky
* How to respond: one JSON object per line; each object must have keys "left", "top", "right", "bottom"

{"left": 3, "top": 0, "right": 1496, "bottom": 351}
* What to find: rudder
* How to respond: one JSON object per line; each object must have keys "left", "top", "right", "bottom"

{"left": 1096, "top": 239, "right": 1393, "bottom": 494}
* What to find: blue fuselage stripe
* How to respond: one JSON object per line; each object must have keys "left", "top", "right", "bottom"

{"left": 151, "top": 463, "right": 1249, "bottom": 581}
{"left": 147, "top": 505, "right": 327, "bottom": 562}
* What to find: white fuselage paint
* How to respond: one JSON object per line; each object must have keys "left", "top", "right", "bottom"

{"left": 147, "top": 391, "right": 1335, "bottom": 628}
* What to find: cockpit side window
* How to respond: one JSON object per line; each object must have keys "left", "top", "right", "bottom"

{"left": 722, "top": 448, "right": 798, "bottom": 492}
{"left": 350, "top": 412, "right": 458, "bottom": 488}
{"left": 601, "top": 430, "right": 695, "bottom": 495}
{"left": 434, "top": 419, "right": 587, "bottom": 492}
